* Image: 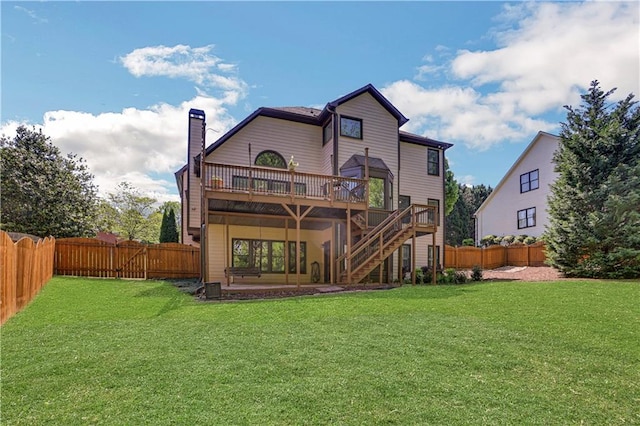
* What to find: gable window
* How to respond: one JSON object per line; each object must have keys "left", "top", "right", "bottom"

{"left": 255, "top": 150, "right": 286, "bottom": 169}
{"left": 517, "top": 207, "right": 536, "bottom": 229}
{"left": 340, "top": 116, "right": 362, "bottom": 139}
{"left": 427, "top": 149, "right": 440, "bottom": 176}
{"left": 323, "top": 121, "right": 333, "bottom": 146}
{"left": 520, "top": 169, "right": 539, "bottom": 193}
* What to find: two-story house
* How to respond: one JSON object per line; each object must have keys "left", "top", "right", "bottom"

{"left": 474, "top": 131, "right": 560, "bottom": 242}
{"left": 175, "top": 84, "right": 452, "bottom": 286}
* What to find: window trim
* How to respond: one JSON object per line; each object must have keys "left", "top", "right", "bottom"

{"left": 339, "top": 116, "right": 363, "bottom": 140}
{"left": 427, "top": 148, "right": 440, "bottom": 176}
{"left": 322, "top": 120, "right": 333, "bottom": 146}
{"left": 520, "top": 169, "right": 539, "bottom": 193}
{"left": 255, "top": 150, "right": 287, "bottom": 169}
{"left": 517, "top": 207, "right": 536, "bottom": 229}
{"left": 428, "top": 245, "right": 441, "bottom": 270}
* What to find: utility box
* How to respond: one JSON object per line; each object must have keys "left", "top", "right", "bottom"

{"left": 205, "top": 282, "right": 222, "bottom": 300}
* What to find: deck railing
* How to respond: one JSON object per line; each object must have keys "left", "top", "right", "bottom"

{"left": 338, "top": 204, "right": 437, "bottom": 283}
{"left": 202, "top": 162, "right": 368, "bottom": 204}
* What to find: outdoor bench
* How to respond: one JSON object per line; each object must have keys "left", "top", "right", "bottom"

{"left": 224, "top": 267, "right": 262, "bottom": 278}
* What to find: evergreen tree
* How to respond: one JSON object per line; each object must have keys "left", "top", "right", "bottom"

{"left": 546, "top": 80, "right": 640, "bottom": 278}
{"left": 444, "top": 158, "right": 459, "bottom": 216}
{"left": 159, "top": 206, "right": 179, "bottom": 243}
{"left": 446, "top": 183, "right": 492, "bottom": 246}
{"left": 0, "top": 126, "right": 98, "bottom": 237}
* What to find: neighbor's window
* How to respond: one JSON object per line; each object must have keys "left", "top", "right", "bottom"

{"left": 427, "top": 148, "right": 440, "bottom": 176}
{"left": 340, "top": 116, "right": 362, "bottom": 139}
{"left": 520, "top": 169, "right": 539, "bottom": 193}
{"left": 255, "top": 150, "right": 287, "bottom": 169}
{"left": 517, "top": 207, "right": 536, "bottom": 229}
{"left": 323, "top": 121, "right": 333, "bottom": 145}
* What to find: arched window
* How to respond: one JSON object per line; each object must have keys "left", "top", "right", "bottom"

{"left": 255, "top": 150, "right": 286, "bottom": 169}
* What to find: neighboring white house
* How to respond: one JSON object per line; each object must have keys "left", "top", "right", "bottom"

{"left": 474, "top": 131, "right": 560, "bottom": 241}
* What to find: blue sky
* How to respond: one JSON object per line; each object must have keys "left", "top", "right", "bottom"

{"left": 2, "top": 1, "right": 638, "bottom": 203}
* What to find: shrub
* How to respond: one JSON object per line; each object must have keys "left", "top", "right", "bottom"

{"left": 436, "top": 268, "right": 468, "bottom": 285}
{"left": 524, "top": 236, "right": 537, "bottom": 245}
{"left": 514, "top": 234, "right": 528, "bottom": 244}
{"left": 415, "top": 268, "right": 424, "bottom": 284}
{"left": 480, "top": 235, "right": 497, "bottom": 247}
{"left": 462, "top": 238, "right": 475, "bottom": 247}
{"left": 471, "top": 265, "right": 483, "bottom": 281}
{"left": 493, "top": 236, "right": 504, "bottom": 246}
{"left": 502, "top": 235, "right": 515, "bottom": 245}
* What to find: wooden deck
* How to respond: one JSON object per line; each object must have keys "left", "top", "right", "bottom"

{"left": 202, "top": 162, "right": 368, "bottom": 210}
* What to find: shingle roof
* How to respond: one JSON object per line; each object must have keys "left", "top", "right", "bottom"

{"left": 340, "top": 154, "right": 390, "bottom": 171}
{"left": 269, "top": 106, "right": 323, "bottom": 118}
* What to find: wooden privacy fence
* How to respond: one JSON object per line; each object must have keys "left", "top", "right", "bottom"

{"left": 55, "top": 238, "right": 200, "bottom": 279}
{"left": 445, "top": 242, "right": 546, "bottom": 269}
{"left": 1, "top": 231, "right": 55, "bottom": 325}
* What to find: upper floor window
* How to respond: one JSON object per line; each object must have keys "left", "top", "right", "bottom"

{"left": 340, "top": 116, "right": 362, "bottom": 139}
{"left": 427, "top": 148, "right": 440, "bottom": 176}
{"left": 520, "top": 169, "right": 539, "bottom": 193}
{"left": 517, "top": 207, "right": 536, "bottom": 229}
{"left": 322, "top": 121, "right": 333, "bottom": 146}
{"left": 255, "top": 150, "right": 286, "bottom": 169}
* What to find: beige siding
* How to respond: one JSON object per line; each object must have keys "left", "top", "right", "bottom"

{"left": 321, "top": 117, "right": 334, "bottom": 175}
{"left": 336, "top": 92, "right": 399, "bottom": 205}
{"left": 336, "top": 93, "right": 402, "bottom": 277}
{"left": 399, "top": 141, "right": 446, "bottom": 270}
{"left": 207, "top": 116, "right": 324, "bottom": 173}
{"left": 207, "top": 224, "right": 326, "bottom": 284}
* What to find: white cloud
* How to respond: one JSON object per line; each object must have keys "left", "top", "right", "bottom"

{"left": 1, "top": 44, "right": 250, "bottom": 204}
{"left": 120, "top": 44, "right": 248, "bottom": 101}
{"left": 1, "top": 95, "right": 237, "bottom": 202}
{"left": 14, "top": 5, "right": 48, "bottom": 24}
{"left": 384, "top": 1, "right": 639, "bottom": 151}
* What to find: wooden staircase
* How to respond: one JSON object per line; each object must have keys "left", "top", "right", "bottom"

{"left": 338, "top": 204, "right": 437, "bottom": 284}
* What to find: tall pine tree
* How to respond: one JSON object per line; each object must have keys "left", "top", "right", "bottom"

{"left": 159, "top": 206, "right": 179, "bottom": 243}
{"left": 546, "top": 80, "right": 640, "bottom": 278}
{"left": 446, "top": 183, "right": 492, "bottom": 246}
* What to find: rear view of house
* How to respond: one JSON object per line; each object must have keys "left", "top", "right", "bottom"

{"left": 175, "top": 84, "right": 452, "bottom": 286}
{"left": 474, "top": 131, "right": 560, "bottom": 242}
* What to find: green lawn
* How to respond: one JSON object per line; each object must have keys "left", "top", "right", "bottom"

{"left": 2, "top": 277, "right": 639, "bottom": 425}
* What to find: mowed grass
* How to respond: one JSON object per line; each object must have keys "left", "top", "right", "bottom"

{"left": 2, "top": 277, "right": 639, "bottom": 425}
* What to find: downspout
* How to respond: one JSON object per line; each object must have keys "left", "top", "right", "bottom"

{"left": 441, "top": 148, "right": 446, "bottom": 271}
{"left": 200, "top": 119, "right": 207, "bottom": 283}
{"left": 327, "top": 104, "right": 340, "bottom": 282}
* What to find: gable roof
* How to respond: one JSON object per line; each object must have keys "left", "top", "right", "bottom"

{"left": 202, "top": 84, "right": 410, "bottom": 157}
{"left": 328, "top": 84, "right": 409, "bottom": 126}
{"left": 474, "top": 131, "right": 559, "bottom": 216}
{"left": 175, "top": 84, "right": 452, "bottom": 172}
